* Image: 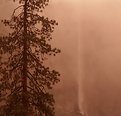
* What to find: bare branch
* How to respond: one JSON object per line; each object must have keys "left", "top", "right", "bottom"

{"left": 11, "top": 5, "right": 24, "bottom": 18}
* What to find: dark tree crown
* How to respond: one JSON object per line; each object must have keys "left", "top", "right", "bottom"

{"left": 0, "top": 0, "right": 60, "bottom": 115}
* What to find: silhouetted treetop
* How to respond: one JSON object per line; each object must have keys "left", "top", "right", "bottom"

{"left": 0, "top": 0, "right": 60, "bottom": 115}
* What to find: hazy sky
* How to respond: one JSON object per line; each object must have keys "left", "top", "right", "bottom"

{"left": 82, "top": 0, "right": 121, "bottom": 115}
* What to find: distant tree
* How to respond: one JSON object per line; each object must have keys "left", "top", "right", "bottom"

{"left": 0, "top": 0, "right": 60, "bottom": 115}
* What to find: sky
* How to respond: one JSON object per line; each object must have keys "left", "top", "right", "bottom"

{"left": 82, "top": 0, "right": 121, "bottom": 115}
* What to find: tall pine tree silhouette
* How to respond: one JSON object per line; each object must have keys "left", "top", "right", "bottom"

{"left": 0, "top": 0, "right": 60, "bottom": 115}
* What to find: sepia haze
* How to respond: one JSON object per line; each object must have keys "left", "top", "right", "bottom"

{"left": 82, "top": 0, "right": 121, "bottom": 116}
{"left": 1, "top": 0, "right": 121, "bottom": 116}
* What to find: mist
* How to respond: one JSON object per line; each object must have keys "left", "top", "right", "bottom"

{"left": 1, "top": 0, "right": 121, "bottom": 116}
{"left": 81, "top": 0, "right": 121, "bottom": 116}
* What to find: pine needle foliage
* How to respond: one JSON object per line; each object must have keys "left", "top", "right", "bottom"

{"left": 0, "top": 0, "right": 60, "bottom": 115}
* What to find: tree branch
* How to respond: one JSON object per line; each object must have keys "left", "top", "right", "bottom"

{"left": 27, "top": 70, "right": 46, "bottom": 93}
{"left": 8, "top": 86, "right": 22, "bottom": 97}
{"left": 11, "top": 5, "right": 24, "bottom": 18}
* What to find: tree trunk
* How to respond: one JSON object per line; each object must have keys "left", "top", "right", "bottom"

{"left": 22, "top": 0, "right": 28, "bottom": 115}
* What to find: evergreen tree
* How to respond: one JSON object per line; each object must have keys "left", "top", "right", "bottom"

{"left": 0, "top": 0, "right": 60, "bottom": 115}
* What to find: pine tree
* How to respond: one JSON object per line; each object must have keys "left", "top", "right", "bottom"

{"left": 0, "top": 0, "right": 60, "bottom": 115}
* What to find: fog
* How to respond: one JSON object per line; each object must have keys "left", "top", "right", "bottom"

{"left": 1, "top": 0, "right": 121, "bottom": 116}
{"left": 82, "top": 0, "right": 121, "bottom": 116}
